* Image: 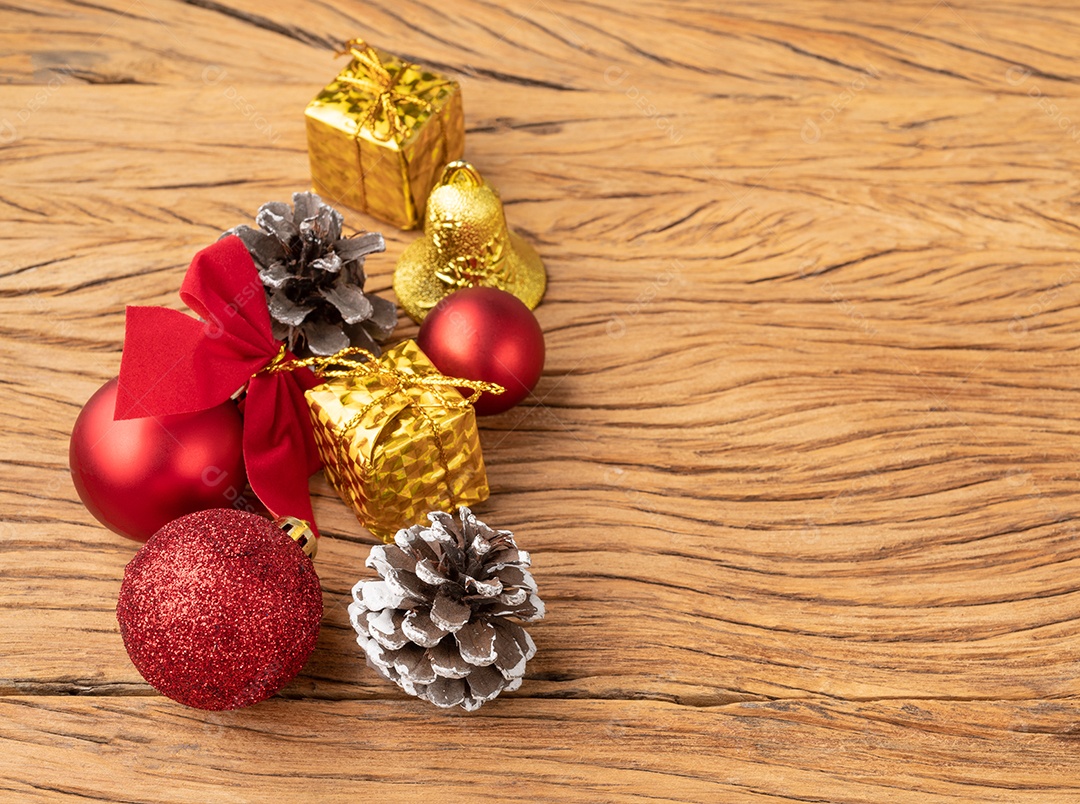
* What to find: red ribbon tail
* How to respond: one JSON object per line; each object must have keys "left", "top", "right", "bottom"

{"left": 244, "top": 372, "right": 324, "bottom": 536}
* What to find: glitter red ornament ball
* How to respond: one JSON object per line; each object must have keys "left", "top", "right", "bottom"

{"left": 70, "top": 377, "right": 247, "bottom": 542}
{"left": 417, "top": 287, "right": 545, "bottom": 416}
{"left": 116, "top": 509, "right": 323, "bottom": 710}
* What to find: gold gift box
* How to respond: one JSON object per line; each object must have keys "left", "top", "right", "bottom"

{"left": 305, "top": 40, "right": 465, "bottom": 230}
{"left": 305, "top": 340, "right": 489, "bottom": 541}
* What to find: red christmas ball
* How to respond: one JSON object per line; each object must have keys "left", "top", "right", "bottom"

{"left": 69, "top": 378, "right": 247, "bottom": 541}
{"left": 117, "top": 509, "right": 323, "bottom": 710}
{"left": 417, "top": 287, "right": 545, "bottom": 416}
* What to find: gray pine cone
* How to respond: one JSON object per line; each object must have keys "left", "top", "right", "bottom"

{"left": 225, "top": 191, "right": 397, "bottom": 356}
{"left": 349, "top": 508, "right": 544, "bottom": 711}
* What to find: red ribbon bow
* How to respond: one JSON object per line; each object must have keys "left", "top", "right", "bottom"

{"left": 114, "top": 235, "right": 323, "bottom": 533}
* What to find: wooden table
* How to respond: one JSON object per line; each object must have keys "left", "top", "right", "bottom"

{"left": 3, "top": 0, "right": 1080, "bottom": 800}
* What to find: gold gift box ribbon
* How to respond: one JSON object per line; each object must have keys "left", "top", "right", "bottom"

{"left": 335, "top": 40, "right": 453, "bottom": 145}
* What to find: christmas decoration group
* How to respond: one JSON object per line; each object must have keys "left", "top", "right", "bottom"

{"left": 69, "top": 39, "right": 552, "bottom": 712}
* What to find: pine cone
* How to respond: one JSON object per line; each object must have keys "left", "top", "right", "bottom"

{"left": 225, "top": 192, "right": 397, "bottom": 357}
{"left": 349, "top": 508, "right": 544, "bottom": 711}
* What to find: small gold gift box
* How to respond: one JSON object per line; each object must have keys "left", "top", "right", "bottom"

{"left": 305, "top": 340, "right": 492, "bottom": 541}
{"left": 305, "top": 39, "right": 465, "bottom": 230}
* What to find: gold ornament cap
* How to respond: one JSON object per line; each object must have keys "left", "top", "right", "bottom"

{"left": 275, "top": 516, "right": 318, "bottom": 559}
{"left": 393, "top": 161, "right": 547, "bottom": 323}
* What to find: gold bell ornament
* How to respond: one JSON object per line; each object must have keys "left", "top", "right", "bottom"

{"left": 393, "top": 161, "right": 547, "bottom": 323}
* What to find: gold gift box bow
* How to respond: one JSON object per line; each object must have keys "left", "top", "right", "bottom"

{"left": 305, "top": 40, "right": 465, "bottom": 229}
{"left": 269, "top": 342, "right": 502, "bottom": 541}
{"left": 336, "top": 41, "right": 453, "bottom": 144}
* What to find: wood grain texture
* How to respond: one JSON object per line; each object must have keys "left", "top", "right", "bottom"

{"left": 3, "top": 0, "right": 1080, "bottom": 800}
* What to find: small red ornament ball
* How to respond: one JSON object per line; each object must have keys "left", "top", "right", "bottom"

{"left": 418, "top": 287, "right": 545, "bottom": 416}
{"left": 117, "top": 509, "right": 323, "bottom": 710}
{"left": 69, "top": 378, "right": 247, "bottom": 541}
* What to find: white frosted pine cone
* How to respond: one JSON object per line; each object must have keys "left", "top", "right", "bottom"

{"left": 349, "top": 508, "right": 544, "bottom": 711}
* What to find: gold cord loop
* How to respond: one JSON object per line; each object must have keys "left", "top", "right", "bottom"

{"left": 264, "top": 345, "right": 505, "bottom": 405}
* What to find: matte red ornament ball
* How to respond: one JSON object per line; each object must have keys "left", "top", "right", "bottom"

{"left": 417, "top": 287, "right": 545, "bottom": 416}
{"left": 117, "top": 509, "right": 323, "bottom": 710}
{"left": 69, "top": 377, "right": 247, "bottom": 542}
